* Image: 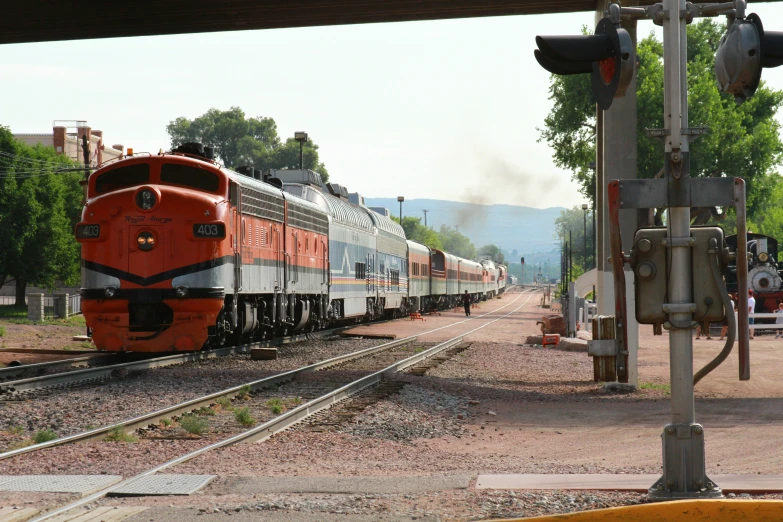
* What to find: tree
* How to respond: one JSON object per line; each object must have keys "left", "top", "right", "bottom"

{"left": 478, "top": 244, "right": 505, "bottom": 265}
{"left": 167, "top": 107, "right": 329, "bottom": 180}
{"left": 0, "top": 126, "right": 82, "bottom": 302}
{"left": 391, "top": 216, "right": 443, "bottom": 250}
{"left": 437, "top": 225, "right": 476, "bottom": 259}
{"left": 554, "top": 206, "right": 595, "bottom": 273}
{"left": 538, "top": 20, "right": 783, "bottom": 225}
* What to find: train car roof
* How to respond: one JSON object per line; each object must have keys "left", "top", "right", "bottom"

{"left": 365, "top": 209, "right": 406, "bottom": 239}
{"left": 407, "top": 240, "right": 431, "bottom": 255}
{"left": 459, "top": 259, "right": 483, "bottom": 269}
{"left": 283, "top": 183, "right": 375, "bottom": 232}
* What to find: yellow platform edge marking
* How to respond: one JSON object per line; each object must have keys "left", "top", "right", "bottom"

{"left": 487, "top": 499, "right": 783, "bottom": 522}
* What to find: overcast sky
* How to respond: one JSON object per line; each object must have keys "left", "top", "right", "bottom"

{"left": 3, "top": 3, "right": 783, "bottom": 209}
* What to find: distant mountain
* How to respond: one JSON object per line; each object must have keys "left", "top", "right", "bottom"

{"left": 364, "top": 197, "right": 563, "bottom": 255}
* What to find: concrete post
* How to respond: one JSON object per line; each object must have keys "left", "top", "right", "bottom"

{"left": 54, "top": 292, "right": 69, "bottom": 318}
{"left": 595, "top": 0, "right": 640, "bottom": 387}
{"left": 27, "top": 293, "right": 44, "bottom": 322}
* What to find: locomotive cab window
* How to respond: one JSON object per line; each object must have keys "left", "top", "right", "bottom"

{"left": 161, "top": 163, "right": 220, "bottom": 192}
{"left": 95, "top": 164, "right": 150, "bottom": 193}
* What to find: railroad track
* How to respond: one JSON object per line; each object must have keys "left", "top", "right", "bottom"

{"left": 0, "top": 326, "right": 355, "bottom": 396}
{"left": 0, "top": 353, "right": 120, "bottom": 382}
{"left": 23, "top": 289, "right": 536, "bottom": 521}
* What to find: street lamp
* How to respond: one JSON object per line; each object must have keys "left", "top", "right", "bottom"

{"left": 397, "top": 196, "right": 404, "bottom": 223}
{"left": 582, "top": 203, "right": 589, "bottom": 272}
{"left": 294, "top": 131, "right": 308, "bottom": 170}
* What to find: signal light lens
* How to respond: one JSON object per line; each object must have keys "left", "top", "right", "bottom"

{"left": 599, "top": 58, "right": 615, "bottom": 85}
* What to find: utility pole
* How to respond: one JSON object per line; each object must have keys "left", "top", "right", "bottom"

{"left": 422, "top": 209, "right": 428, "bottom": 228}
{"left": 582, "top": 204, "right": 589, "bottom": 271}
{"left": 397, "top": 196, "right": 405, "bottom": 223}
{"left": 81, "top": 135, "right": 90, "bottom": 202}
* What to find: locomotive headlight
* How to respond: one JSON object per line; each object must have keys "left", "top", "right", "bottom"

{"left": 136, "top": 231, "right": 155, "bottom": 251}
{"left": 759, "top": 252, "right": 769, "bottom": 263}
{"left": 104, "top": 287, "right": 117, "bottom": 298}
{"left": 136, "top": 189, "right": 156, "bottom": 210}
{"left": 175, "top": 286, "right": 188, "bottom": 298}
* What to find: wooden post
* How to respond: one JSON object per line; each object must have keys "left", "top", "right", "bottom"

{"left": 592, "top": 315, "right": 617, "bottom": 382}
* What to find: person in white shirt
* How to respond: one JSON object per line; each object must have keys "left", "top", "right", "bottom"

{"left": 748, "top": 289, "right": 756, "bottom": 340}
{"left": 719, "top": 298, "right": 736, "bottom": 341}
{"left": 775, "top": 302, "right": 783, "bottom": 339}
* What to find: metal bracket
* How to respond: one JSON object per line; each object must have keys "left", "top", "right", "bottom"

{"left": 588, "top": 339, "right": 617, "bottom": 357}
{"left": 663, "top": 303, "right": 697, "bottom": 313}
{"left": 662, "top": 237, "right": 696, "bottom": 247}
{"left": 644, "top": 127, "right": 708, "bottom": 142}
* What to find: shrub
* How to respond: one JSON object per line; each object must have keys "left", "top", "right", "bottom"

{"left": 180, "top": 414, "right": 208, "bottom": 435}
{"left": 32, "top": 429, "right": 58, "bottom": 444}
{"left": 0, "top": 326, "right": 5, "bottom": 337}
{"left": 215, "top": 396, "right": 233, "bottom": 410}
{"left": 236, "top": 384, "right": 252, "bottom": 400}
{"left": 161, "top": 418, "right": 172, "bottom": 427}
{"left": 104, "top": 426, "right": 138, "bottom": 442}
{"left": 234, "top": 407, "right": 256, "bottom": 427}
{"left": 266, "top": 398, "right": 284, "bottom": 415}
{"left": 8, "top": 425, "right": 24, "bottom": 436}
{"left": 198, "top": 406, "right": 216, "bottom": 416}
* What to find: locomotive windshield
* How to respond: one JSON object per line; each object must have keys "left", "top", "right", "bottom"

{"left": 161, "top": 163, "right": 220, "bottom": 192}
{"left": 95, "top": 164, "right": 150, "bottom": 193}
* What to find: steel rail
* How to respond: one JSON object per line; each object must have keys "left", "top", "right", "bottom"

{"left": 30, "top": 335, "right": 466, "bottom": 522}
{"left": 0, "top": 327, "right": 352, "bottom": 395}
{"left": 1, "top": 288, "right": 535, "bottom": 459}
{"left": 0, "top": 335, "right": 417, "bottom": 460}
{"left": 0, "top": 354, "right": 118, "bottom": 381}
{"left": 31, "top": 290, "right": 536, "bottom": 521}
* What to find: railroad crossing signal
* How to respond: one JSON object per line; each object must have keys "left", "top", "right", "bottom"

{"left": 715, "top": 13, "right": 783, "bottom": 104}
{"left": 535, "top": 17, "right": 635, "bottom": 110}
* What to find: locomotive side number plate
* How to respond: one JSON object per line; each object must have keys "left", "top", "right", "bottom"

{"left": 193, "top": 223, "right": 226, "bottom": 238}
{"left": 75, "top": 223, "right": 101, "bottom": 239}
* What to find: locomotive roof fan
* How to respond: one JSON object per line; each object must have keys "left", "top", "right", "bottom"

{"left": 172, "top": 142, "right": 214, "bottom": 161}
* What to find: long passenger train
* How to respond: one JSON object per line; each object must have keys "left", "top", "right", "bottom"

{"left": 75, "top": 143, "right": 506, "bottom": 352}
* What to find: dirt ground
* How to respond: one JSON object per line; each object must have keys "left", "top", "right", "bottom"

{"left": 0, "top": 316, "right": 92, "bottom": 366}
{"left": 5, "top": 288, "right": 783, "bottom": 520}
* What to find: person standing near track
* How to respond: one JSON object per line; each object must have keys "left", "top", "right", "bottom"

{"left": 462, "top": 290, "right": 471, "bottom": 317}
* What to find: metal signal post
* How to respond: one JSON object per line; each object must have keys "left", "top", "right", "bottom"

{"left": 536, "top": 0, "right": 783, "bottom": 501}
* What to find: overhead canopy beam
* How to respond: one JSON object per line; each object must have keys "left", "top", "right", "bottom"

{"left": 1, "top": 0, "right": 754, "bottom": 45}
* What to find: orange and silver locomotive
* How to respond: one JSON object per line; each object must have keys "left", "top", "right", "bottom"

{"left": 77, "top": 143, "right": 328, "bottom": 352}
{"left": 77, "top": 143, "right": 508, "bottom": 353}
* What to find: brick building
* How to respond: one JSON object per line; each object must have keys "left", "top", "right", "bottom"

{"left": 14, "top": 121, "right": 125, "bottom": 167}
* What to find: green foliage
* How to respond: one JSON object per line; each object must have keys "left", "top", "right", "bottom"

{"left": 391, "top": 216, "right": 442, "bottom": 250}
{"left": 538, "top": 21, "right": 783, "bottom": 225}
{"left": 265, "top": 398, "right": 284, "bottom": 415}
{"left": 478, "top": 244, "right": 505, "bottom": 264}
{"left": 8, "top": 425, "right": 24, "bottom": 436}
{"left": 32, "top": 429, "right": 58, "bottom": 444}
{"left": 236, "top": 384, "right": 251, "bottom": 400}
{"left": 215, "top": 396, "right": 233, "bottom": 410}
{"left": 198, "top": 406, "right": 216, "bottom": 416}
{"left": 0, "top": 326, "right": 4, "bottom": 337}
{"left": 235, "top": 407, "right": 256, "bottom": 426}
{"left": 179, "top": 414, "right": 209, "bottom": 435}
{"left": 0, "top": 125, "right": 83, "bottom": 293}
{"left": 437, "top": 225, "right": 476, "bottom": 259}
{"left": 0, "top": 306, "right": 25, "bottom": 318}
{"left": 554, "top": 206, "right": 595, "bottom": 272}
{"left": 166, "top": 107, "right": 329, "bottom": 180}
{"left": 104, "top": 426, "right": 138, "bottom": 443}
{"left": 161, "top": 418, "right": 172, "bottom": 427}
